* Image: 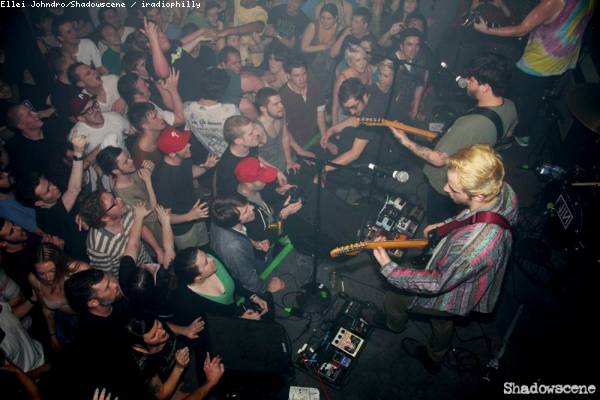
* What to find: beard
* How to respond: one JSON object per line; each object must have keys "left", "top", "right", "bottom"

{"left": 0, "top": 184, "right": 13, "bottom": 194}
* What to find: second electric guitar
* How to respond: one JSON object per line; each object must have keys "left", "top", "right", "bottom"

{"left": 330, "top": 238, "right": 429, "bottom": 258}
{"left": 360, "top": 117, "right": 438, "bottom": 141}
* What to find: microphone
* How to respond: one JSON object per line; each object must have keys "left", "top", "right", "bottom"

{"left": 367, "top": 163, "right": 410, "bottom": 183}
{"left": 440, "top": 61, "right": 468, "bottom": 89}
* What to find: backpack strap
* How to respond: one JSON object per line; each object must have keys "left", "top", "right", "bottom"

{"left": 467, "top": 107, "right": 504, "bottom": 143}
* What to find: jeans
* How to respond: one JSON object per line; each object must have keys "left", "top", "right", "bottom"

{"left": 384, "top": 291, "right": 455, "bottom": 364}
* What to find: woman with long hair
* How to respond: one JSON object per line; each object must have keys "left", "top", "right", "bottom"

{"left": 28, "top": 243, "right": 89, "bottom": 351}
{"left": 301, "top": 3, "right": 343, "bottom": 100}
{"left": 170, "top": 247, "right": 272, "bottom": 329}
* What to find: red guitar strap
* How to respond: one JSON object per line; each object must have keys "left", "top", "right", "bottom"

{"left": 434, "top": 211, "right": 512, "bottom": 241}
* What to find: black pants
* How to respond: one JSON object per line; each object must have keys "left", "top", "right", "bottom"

{"left": 510, "top": 68, "right": 559, "bottom": 145}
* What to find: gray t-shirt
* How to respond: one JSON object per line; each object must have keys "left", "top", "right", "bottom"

{"left": 424, "top": 99, "right": 517, "bottom": 194}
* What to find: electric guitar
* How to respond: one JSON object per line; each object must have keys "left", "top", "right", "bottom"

{"left": 360, "top": 117, "right": 439, "bottom": 142}
{"left": 330, "top": 238, "right": 429, "bottom": 258}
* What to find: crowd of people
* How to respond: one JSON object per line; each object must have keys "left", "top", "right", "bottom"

{"left": 0, "top": 0, "right": 594, "bottom": 398}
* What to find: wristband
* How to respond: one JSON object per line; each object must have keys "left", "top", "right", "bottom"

{"left": 73, "top": 155, "right": 84, "bottom": 161}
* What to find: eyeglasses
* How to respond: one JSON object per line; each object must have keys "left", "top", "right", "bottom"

{"left": 343, "top": 101, "right": 363, "bottom": 113}
{"left": 104, "top": 197, "right": 119, "bottom": 215}
{"left": 80, "top": 100, "right": 99, "bottom": 116}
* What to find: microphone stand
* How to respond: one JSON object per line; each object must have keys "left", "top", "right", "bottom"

{"left": 294, "top": 156, "right": 363, "bottom": 313}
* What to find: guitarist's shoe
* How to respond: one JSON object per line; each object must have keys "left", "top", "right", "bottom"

{"left": 402, "top": 338, "right": 442, "bottom": 375}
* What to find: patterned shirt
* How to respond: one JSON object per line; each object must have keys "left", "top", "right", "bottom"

{"left": 380, "top": 183, "right": 518, "bottom": 316}
{"left": 86, "top": 207, "right": 152, "bottom": 277}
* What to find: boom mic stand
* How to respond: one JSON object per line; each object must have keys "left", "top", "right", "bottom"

{"left": 294, "top": 156, "right": 363, "bottom": 313}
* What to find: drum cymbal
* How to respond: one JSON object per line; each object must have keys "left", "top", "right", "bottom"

{"left": 567, "top": 84, "right": 600, "bottom": 134}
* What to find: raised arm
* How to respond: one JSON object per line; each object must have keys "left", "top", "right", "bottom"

{"left": 301, "top": 23, "right": 328, "bottom": 53}
{"left": 61, "top": 132, "right": 87, "bottom": 213}
{"left": 155, "top": 205, "right": 175, "bottom": 267}
{"left": 474, "top": 0, "right": 562, "bottom": 37}
{"left": 141, "top": 18, "right": 170, "bottom": 79}
{"left": 137, "top": 160, "right": 158, "bottom": 209}
{"left": 329, "top": 27, "right": 351, "bottom": 59}
{"left": 158, "top": 68, "right": 185, "bottom": 127}
{"left": 123, "top": 202, "right": 151, "bottom": 260}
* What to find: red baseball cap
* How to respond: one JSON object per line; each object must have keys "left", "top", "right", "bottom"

{"left": 234, "top": 157, "right": 278, "bottom": 184}
{"left": 157, "top": 127, "right": 192, "bottom": 154}
{"left": 69, "top": 93, "right": 93, "bottom": 117}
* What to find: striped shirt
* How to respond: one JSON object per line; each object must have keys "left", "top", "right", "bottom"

{"left": 86, "top": 208, "right": 152, "bottom": 277}
{"left": 381, "top": 183, "right": 518, "bottom": 316}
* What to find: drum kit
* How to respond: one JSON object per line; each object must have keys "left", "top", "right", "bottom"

{"left": 540, "top": 83, "right": 599, "bottom": 261}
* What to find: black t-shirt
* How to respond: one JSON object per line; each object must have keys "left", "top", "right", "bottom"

{"left": 0, "top": 238, "right": 39, "bottom": 298}
{"left": 69, "top": 299, "right": 141, "bottom": 399}
{"left": 173, "top": 46, "right": 217, "bottom": 103}
{"left": 215, "top": 147, "right": 259, "bottom": 197}
{"left": 152, "top": 158, "right": 197, "bottom": 236}
{"left": 268, "top": 5, "right": 310, "bottom": 40}
{"left": 36, "top": 201, "right": 89, "bottom": 261}
{"left": 50, "top": 80, "right": 81, "bottom": 120}
{"left": 132, "top": 324, "right": 178, "bottom": 385}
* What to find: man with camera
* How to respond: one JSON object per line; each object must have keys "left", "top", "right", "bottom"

{"left": 235, "top": 157, "right": 302, "bottom": 246}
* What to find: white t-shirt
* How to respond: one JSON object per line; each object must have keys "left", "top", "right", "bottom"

{"left": 184, "top": 101, "right": 240, "bottom": 156}
{"left": 0, "top": 301, "right": 45, "bottom": 372}
{"left": 150, "top": 101, "right": 176, "bottom": 126}
{"left": 98, "top": 26, "right": 135, "bottom": 53}
{"left": 85, "top": 74, "right": 121, "bottom": 113}
{"left": 72, "top": 112, "right": 129, "bottom": 152}
{"left": 76, "top": 38, "right": 103, "bottom": 69}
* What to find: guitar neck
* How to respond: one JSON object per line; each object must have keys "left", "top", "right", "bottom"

{"left": 330, "top": 239, "right": 429, "bottom": 257}
{"left": 363, "top": 239, "right": 429, "bottom": 250}
{"left": 361, "top": 118, "right": 438, "bottom": 141}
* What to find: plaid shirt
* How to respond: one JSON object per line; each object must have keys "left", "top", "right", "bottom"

{"left": 381, "top": 183, "right": 518, "bottom": 316}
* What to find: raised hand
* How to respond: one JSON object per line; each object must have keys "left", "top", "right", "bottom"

{"left": 137, "top": 161, "right": 154, "bottom": 183}
{"left": 188, "top": 200, "right": 209, "bottom": 220}
{"left": 267, "top": 276, "right": 285, "bottom": 293}
{"left": 133, "top": 201, "right": 151, "bottom": 220}
{"left": 204, "top": 353, "right": 225, "bottom": 386}
{"left": 175, "top": 347, "right": 190, "bottom": 369}
{"left": 141, "top": 17, "right": 159, "bottom": 41}
{"left": 70, "top": 131, "right": 88, "bottom": 154}
{"left": 155, "top": 205, "right": 171, "bottom": 226}
{"left": 203, "top": 153, "right": 219, "bottom": 169}
{"left": 181, "top": 317, "right": 205, "bottom": 339}
{"left": 280, "top": 200, "right": 302, "bottom": 219}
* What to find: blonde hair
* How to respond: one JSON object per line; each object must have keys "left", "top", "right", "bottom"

{"left": 345, "top": 44, "right": 367, "bottom": 65}
{"left": 447, "top": 144, "right": 504, "bottom": 200}
{"left": 377, "top": 59, "right": 395, "bottom": 74}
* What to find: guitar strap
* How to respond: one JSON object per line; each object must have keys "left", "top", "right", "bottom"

{"left": 466, "top": 107, "right": 504, "bottom": 143}
{"left": 431, "top": 211, "right": 512, "bottom": 243}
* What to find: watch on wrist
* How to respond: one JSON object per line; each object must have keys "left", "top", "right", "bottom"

{"left": 73, "top": 154, "right": 84, "bottom": 161}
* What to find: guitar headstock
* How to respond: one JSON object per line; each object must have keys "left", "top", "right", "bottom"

{"left": 360, "top": 117, "right": 385, "bottom": 126}
{"left": 330, "top": 242, "right": 368, "bottom": 258}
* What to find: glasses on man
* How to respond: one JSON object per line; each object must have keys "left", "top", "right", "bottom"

{"left": 104, "top": 197, "right": 119, "bottom": 215}
{"left": 80, "top": 100, "right": 99, "bottom": 116}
